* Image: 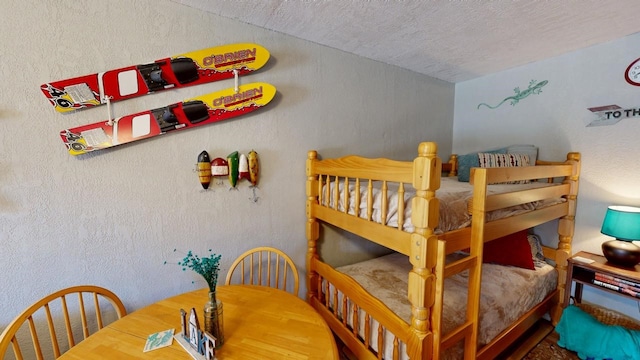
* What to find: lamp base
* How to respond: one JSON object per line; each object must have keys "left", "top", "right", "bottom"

{"left": 602, "top": 240, "right": 640, "bottom": 267}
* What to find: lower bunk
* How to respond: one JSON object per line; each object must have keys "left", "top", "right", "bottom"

{"left": 311, "top": 245, "right": 558, "bottom": 359}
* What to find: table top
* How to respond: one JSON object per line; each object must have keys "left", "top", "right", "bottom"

{"left": 571, "top": 251, "right": 640, "bottom": 281}
{"left": 58, "top": 285, "right": 338, "bottom": 359}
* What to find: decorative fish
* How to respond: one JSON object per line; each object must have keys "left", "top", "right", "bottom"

{"left": 227, "top": 151, "right": 239, "bottom": 188}
{"left": 211, "top": 157, "right": 229, "bottom": 177}
{"left": 248, "top": 150, "right": 259, "bottom": 186}
{"left": 197, "top": 151, "right": 212, "bottom": 190}
{"left": 238, "top": 153, "right": 250, "bottom": 181}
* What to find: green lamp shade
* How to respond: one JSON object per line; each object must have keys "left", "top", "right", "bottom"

{"left": 601, "top": 205, "right": 640, "bottom": 241}
{"left": 601, "top": 205, "right": 640, "bottom": 267}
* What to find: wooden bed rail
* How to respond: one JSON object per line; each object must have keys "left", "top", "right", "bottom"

{"left": 310, "top": 258, "right": 411, "bottom": 360}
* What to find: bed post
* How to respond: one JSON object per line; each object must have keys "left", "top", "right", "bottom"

{"left": 551, "top": 152, "right": 581, "bottom": 324}
{"left": 306, "top": 150, "right": 321, "bottom": 302}
{"left": 407, "top": 142, "right": 441, "bottom": 359}
{"left": 446, "top": 154, "right": 458, "bottom": 177}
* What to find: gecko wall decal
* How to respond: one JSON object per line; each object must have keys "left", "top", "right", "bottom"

{"left": 477, "top": 79, "right": 548, "bottom": 109}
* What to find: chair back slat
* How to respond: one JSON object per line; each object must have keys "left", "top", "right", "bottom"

{"left": 241, "top": 260, "right": 246, "bottom": 284}
{"left": 77, "top": 293, "right": 89, "bottom": 339}
{"left": 225, "top": 246, "right": 300, "bottom": 295}
{"left": 282, "top": 263, "right": 289, "bottom": 290}
{"left": 260, "top": 252, "right": 270, "bottom": 287}
{"left": 256, "top": 252, "right": 262, "bottom": 285}
{"left": 93, "top": 293, "right": 104, "bottom": 329}
{"left": 274, "top": 256, "right": 279, "bottom": 288}
{"left": 10, "top": 337, "right": 23, "bottom": 360}
{"left": 26, "top": 316, "right": 44, "bottom": 359}
{"left": 0, "top": 286, "right": 126, "bottom": 359}
{"left": 43, "top": 304, "right": 62, "bottom": 357}
{"left": 61, "top": 296, "right": 75, "bottom": 348}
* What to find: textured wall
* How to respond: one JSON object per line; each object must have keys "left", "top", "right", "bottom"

{"left": 0, "top": 0, "right": 454, "bottom": 350}
{"left": 454, "top": 33, "right": 640, "bottom": 320}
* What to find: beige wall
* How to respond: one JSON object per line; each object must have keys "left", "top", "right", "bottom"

{"left": 0, "top": 0, "right": 454, "bottom": 346}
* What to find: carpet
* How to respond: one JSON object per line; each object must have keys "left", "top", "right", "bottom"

{"left": 523, "top": 329, "right": 579, "bottom": 360}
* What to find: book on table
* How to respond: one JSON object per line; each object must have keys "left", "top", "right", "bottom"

{"left": 594, "top": 272, "right": 640, "bottom": 289}
{"left": 592, "top": 274, "right": 640, "bottom": 298}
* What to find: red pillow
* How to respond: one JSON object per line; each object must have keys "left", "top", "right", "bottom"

{"left": 483, "top": 230, "right": 535, "bottom": 270}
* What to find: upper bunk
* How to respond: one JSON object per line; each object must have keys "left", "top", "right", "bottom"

{"left": 306, "top": 141, "right": 580, "bottom": 257}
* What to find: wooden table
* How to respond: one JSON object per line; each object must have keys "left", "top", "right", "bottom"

{"left": 58, "top": 285, "right": 338, "bottom": 359}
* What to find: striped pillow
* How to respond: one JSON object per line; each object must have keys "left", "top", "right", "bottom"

{"left": 477, "top": 153, "right": 530, "bottom": 183}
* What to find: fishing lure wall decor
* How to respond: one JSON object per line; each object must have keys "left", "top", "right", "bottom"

{"left": 238, "top": 154, "right": 250, "bottom": 182}
{"left": 211, "top": 157, "right": 229, "bottom": 178}
{"left": 197, "top": 151, "right": 212, "bottom": 190}
{"left": 195, "top": 150, "right": 260, "bottom": 193}
{"left": 227, "top": 151, "right": 239, "bottom": 188}
{"left": 248, "top": 150, "right": 259, "bottom": 187}
{"left": 477, "top": 79, "right": 548, "bottom": 110}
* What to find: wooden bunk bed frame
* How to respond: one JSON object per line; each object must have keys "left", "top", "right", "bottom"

{"left": 305, "top": 142, "right": 580, "bottom": 360}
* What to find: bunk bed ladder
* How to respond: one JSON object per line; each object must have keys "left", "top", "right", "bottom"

{"left": 438, "top": 167, "right": 488, "bottom": 359}
{"left": 437, "top": 251, "right": 483, "bottom": 358}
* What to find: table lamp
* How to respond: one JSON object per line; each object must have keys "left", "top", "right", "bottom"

{"left": 601, "top": 205, "right": 640, "bottom": 267}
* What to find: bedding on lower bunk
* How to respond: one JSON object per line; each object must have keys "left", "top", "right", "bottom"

{"left": 322, "top": 177, "right": 565, "bottom": 233}
{"left": 327, "top": 252, "right": 557, "bottom": 359}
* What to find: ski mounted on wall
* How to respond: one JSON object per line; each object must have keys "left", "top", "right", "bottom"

{"left": 60, "top": 83, "right": 276, "bottom": 156}
{"left": 41, "top": 43, "right": 270, "bottom": 113}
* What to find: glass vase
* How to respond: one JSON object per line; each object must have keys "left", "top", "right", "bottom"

{"left": 203, "top": 291, "right": 224, "bottom": 348}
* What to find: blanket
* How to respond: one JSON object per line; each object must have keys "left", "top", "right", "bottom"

{"left": 556, "top": 305, "right": 640, "bottom": 360}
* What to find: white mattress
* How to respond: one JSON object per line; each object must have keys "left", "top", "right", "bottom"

{"left": 322, "top": 177, "right": 565, "bottom": 234}
{"left": 330, "top": 252, "right": 557, "bottom": 359}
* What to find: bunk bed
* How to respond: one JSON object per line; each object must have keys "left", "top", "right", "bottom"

{"left": 305, "top": 142, "right": 580, "bottom": 360}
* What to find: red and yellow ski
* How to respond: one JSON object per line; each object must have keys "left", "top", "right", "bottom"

{"left": 60, "top": 83, "right": 276, "bottom": 156}
{"left": 41, "top": 43, "right": 270, "bottom": 113}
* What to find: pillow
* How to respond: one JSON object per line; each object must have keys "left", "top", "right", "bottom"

{"left": 483, "top": 230, "right": 535, "bottom": 270}
{"left": 456, "top": 147, "right": 507, "bottom": 182}
{"left": 527, "top": 233, "right": 548, "bottom": 268}
{"left": 527, "top": 233, "right": 544, "bottom": 261}
{"left": 507, "top": 144, "right": 538, "bottom": 165}
{"left": 478, "top": 152, "right": 530, "bottom": 168}
{"left": 477, "top": 153, "right": 530, "bottom": 184}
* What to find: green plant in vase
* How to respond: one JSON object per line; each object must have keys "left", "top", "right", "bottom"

{"left": 177, "top": 249, "right": 224, "bottom": 347}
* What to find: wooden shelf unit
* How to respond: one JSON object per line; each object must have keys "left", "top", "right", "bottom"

{"left": 564, "top": 251, "right": 640, "bottom": 306}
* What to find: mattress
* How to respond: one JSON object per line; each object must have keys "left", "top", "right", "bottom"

{"left": 330, "top": 252, "right": 558, "bottom": 359}
{"left": 322, "top": 177, "right": 565, "bottom": 233}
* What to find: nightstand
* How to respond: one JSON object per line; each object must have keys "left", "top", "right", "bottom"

{"left": 564, "top": 251, "right": 640, "bottom": 307}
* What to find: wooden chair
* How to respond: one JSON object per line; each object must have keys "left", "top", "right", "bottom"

{"left": 225, "top": 246, "right": 300, "bottom": 295}
{"left": 0, "top": 285, "right": 126, "bottom": 359}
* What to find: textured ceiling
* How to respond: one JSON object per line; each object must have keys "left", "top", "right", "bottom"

{"left": 173, "top": 0, "right": 640, "bottom": 83}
